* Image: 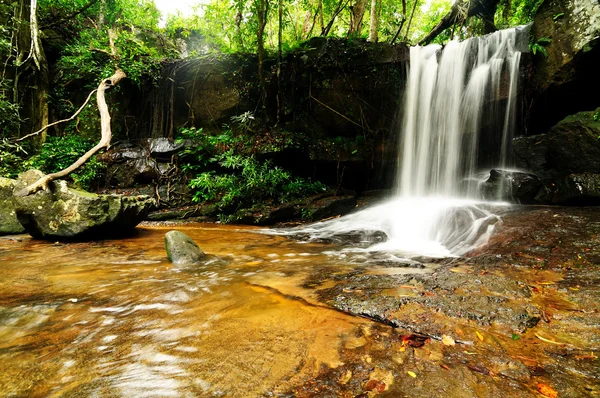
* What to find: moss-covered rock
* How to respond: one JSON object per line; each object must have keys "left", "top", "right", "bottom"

{"left": 164, "top": 230, "right": 206, "bottom": 265}
{"left": 12, "top": 170, "right": 155, "bottom": 240}
{"left": 0, "top": 177, "right": 25, "bottom": 235}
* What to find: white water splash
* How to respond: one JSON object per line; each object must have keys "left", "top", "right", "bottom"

{"left": 269, "top": 27, "right": 527, "bottom": 257}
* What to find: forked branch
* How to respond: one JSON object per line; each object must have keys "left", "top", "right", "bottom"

{"left": 15, "top": 88, "right": 98, "bottom": 143}
{"left": 16, "top": 69, "right": 126, "bottom": 197}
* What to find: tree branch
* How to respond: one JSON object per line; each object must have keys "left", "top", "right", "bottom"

{"left": 41, "top": 0, "right": 100, "bottom": 29}
{"left": 16, "top": 69, "right": 126, "bottom": 197}
{"left": 15, "top": 88, "right": 98, "bottom": 143}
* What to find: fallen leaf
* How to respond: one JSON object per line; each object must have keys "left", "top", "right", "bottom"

{"left": 537, "top": 383, "right": 558, "bottom": 398}
{"left": 364, "top": 379, "right": 386, "bottom": 393}
{"left": 439, "top": 364, "right": 450, "bottom": 371}
{"left": 407, "top": 371, "right": 417, "bottom": 378}
{"left": 476, "top": 331, "right": 484, "bottom": 341}
{"left": 400, "top": 334, "right": 430, "bottom": 348}
{"left": 442, "top": 335, "right": 456, "bottom": 346}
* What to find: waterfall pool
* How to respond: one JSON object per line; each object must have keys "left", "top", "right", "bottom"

{"left": 1, "top": 211, "right": 599, "bottom": 397}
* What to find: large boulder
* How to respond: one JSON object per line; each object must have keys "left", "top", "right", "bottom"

{"left": 512, "top": 107, "right": 600, "bottom": 204}
{"left": 0, "top": 177, "right": 25, "bottom": 235}
{"left": 514, "top": 107, "right": 600, "bottom": 179}
{"left": 529, "top": 0, "right": 600, "bottom": 133}
{"left": 13, "top": 170, "right": 155, "bottom": 240}
{"left": 164, "top": 230, "right": 206, "bottom": 265}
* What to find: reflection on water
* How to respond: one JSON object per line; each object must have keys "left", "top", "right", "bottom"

{"left": 0, "top": 223, "right": 386, "bottom": 397}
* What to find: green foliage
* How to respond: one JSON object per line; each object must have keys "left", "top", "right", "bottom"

{"left": 495, "top": 0, "right": 545, "bottom": 29}
{"left": 179, "top": 126, "right": 326, "bottom": 221}
{"left": 0, "top": 139, "right": 29, "bottom": 178}
{"left": 530, "top": 36, "right": 551, "bottom": 56}
{"left": 26, "top": 135, "right": 105, "bottom": 189}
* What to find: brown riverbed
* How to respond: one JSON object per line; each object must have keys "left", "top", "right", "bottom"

{"left": 0, "top": 206, "right": 599, "bottom": 397}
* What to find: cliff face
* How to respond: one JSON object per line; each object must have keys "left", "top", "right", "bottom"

{"left": 528, "top": 0, "right": 600, "bottom": 134}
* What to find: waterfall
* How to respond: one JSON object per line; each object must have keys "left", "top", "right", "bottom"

{"left": 398, "top": 28, "right": 522, "bottom": 197}
{"left": 267, "top": 26, "right": 528, "bottom": 258}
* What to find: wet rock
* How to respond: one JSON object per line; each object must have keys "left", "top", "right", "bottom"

{"left": 480, "top": 169, "right": 542, "bottom": 203}
{"left": 148, "top": 138, "right": 186, "bottom": 159}
{"left": 529, "top": 0, "right": 600, "bottom": 133}
{"left": 12, "top": 170, "right": 155, "bottom": 240}
{"left": 147, "top": 204, "right": 216, "bottom": 221}
{"left": 320, "top": 266, "right": 540, "bottom": 334}
{"left": 535, "top": 173, "right": 600, "bottom": 204}
{"left": 0, "top": 177, "right": 25, "bottom": 235}
{"left": 514, "top": 108, "right": 600, "bottom": 179}
{"left": 164, "top": 230, "right": 206, "bottom": 265}
{"left": 308, "top": 195, "right": 357, "bottom": 221}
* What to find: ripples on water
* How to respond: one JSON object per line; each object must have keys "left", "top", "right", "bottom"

{"left": 0, "top": 225, "right": 375, "bottom": 397}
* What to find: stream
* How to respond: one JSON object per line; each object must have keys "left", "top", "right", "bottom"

{"left": 1, "top": 209, "right": 599, "bottom": 397}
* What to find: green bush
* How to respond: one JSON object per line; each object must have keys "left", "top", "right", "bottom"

{"left": 0, "top": 139, "right": 29, "bottom": 178}
{"left": 26, "top": 135, "right": 106, "bottom": 190}
{"left": 180, "top": 127, "right": 326, "bottom": 220}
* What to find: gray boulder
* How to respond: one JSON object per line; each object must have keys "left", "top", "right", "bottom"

{"left": 0, "top": 177, "right": 25, "bottom": 235}
{"left": 164, "top": 230, "right": 206, "bottom": 265}
{"left": 13, "top": 170, "right": 155, "bottom": 240}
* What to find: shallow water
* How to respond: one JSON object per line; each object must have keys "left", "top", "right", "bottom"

{"left": 0, "top": 223, "right": 378, "bottom": 397}
{"left": 2, "top": 214, "right": 599, "bottom": 398}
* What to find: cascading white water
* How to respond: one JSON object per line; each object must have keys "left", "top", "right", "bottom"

{"left": 267, "top": 27, "right": 527, "bottom": 258}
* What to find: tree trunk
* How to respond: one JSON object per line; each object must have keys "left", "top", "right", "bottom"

{"left": 29, "top": 0, "right": 49, "bottom": 147}
{"left": 277, "top": 0, "right": 283, "bottom": 124}
{"left": 257, "top": 0, "right": 269, "bottom": 115}
{"left": 348, "top": 0, "right": 367, "bottom": 36}
{"left": 390, "top": 0, "right": 406, "bottom": 44}
{"left": 418, "top": 0, "right": 500, "bottom": 45}
{"left": 367, "top": 0, "right": 378, "bottom": 42}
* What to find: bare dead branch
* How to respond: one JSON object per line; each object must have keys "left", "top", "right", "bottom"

{"left": 15, "top": 89, "right": 98, "bottom": 143}
{"left": 16, "top": 69, "right": 126, "bottom": 197}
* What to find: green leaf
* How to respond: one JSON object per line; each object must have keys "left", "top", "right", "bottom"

{"left": 511, "top": 334, "right": 521, "bottom": 341}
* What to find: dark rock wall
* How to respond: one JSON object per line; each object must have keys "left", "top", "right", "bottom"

{"left": 527, "top": 0, "right": 600, "bottom": 134}
{"left": 115, "top": 39, "right": 410, "bottom": 192}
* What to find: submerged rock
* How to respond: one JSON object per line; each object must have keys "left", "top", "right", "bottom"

{"left": 0, "top": 177, "right": 25, "bottom": 235}
{"left": 12, "top": 170, "right": 155, "bottom": 240}
{"left": 164, "top": 230, "right": 206, "bottom": 265}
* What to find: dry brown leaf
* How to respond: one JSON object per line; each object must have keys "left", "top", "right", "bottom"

{"left": 537, "top": 383, "right": 558, "bottom": 398}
